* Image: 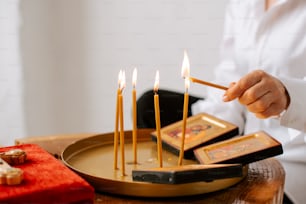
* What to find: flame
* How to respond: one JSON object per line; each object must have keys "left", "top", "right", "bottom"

{"left": 119, "top": 70, "right": 126, "bottom": 92}
{"left": 132, "top": 68, "right": 137, "bottom": 88}
{"left": 181, "top": 50, "right": 190, "bottom": 79}
{"left": 154, "top": 70, "right": 159, "bottom": 93}
{"left": 118, "top": 70, "right": 123, "bottom": 87}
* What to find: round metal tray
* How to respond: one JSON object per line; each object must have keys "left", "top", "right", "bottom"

{"left": 62, "top": 129, "right": 247, "bottom": 197}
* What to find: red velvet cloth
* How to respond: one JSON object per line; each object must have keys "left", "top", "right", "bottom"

{"left": 0, "top": 144, "right": 95, "bottom": 204}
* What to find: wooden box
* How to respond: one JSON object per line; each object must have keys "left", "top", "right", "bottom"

{"left": 132, "top": 163, "right": 243, "bottom": 184}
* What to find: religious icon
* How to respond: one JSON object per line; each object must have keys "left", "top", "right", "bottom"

{"left": 167, "top": 124, "right": 212, "bottom": 141}
{"left": 194, "top": 131, "right": 283, "bottom": 165}
{"left": 151, "top": 113, "right": 239, "bottom": 159}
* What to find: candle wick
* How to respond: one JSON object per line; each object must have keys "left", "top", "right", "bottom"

{"left": 120, "top": 87, "right": 125, "bottom": 94}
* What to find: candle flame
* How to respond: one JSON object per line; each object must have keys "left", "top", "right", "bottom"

{"left": 181, "top": 50, "right": 190, "bottom": 79}
{"left": 120, "top": 70, "right": 126, "bottom": 92}
{"left": 118, "top": 70, "right": 123, "bottom": 87}
{"left": 132, "top": 68, "right": 137, "bottom": 88}
{"left": 154, "top": 70, "right": 159, "bottom": 93}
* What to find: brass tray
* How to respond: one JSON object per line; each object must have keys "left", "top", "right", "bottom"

{"left": 62, "top": 129, "right": 247, "bottom": 197}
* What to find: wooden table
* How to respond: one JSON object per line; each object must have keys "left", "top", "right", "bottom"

{"left": 16, "top": 132, "right": 285, "bottom": 204}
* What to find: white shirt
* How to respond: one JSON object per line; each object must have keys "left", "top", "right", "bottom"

{"left": 192, "top": 0, "right": 306, "bottom": 203}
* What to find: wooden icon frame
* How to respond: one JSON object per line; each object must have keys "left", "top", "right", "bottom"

{"left": 151, "top": 113, "right": 239, "bottom": 159}
{"left": 194, "top": 131, "right": 283, "bottom": 165}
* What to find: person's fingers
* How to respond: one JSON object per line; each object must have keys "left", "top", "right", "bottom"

{"left": 245, "top": 91, "right": 273, "bottom": 114}
{"left": 223, "top": 82, "right": 236, "bottom": 102}
{"left": 223, "top": 70, "right": 263, "bottom": 101}
{"left": 222, "top": 70, "right": 290, "bottom": 118}
{"left": 254, "top": 102, "right": 285, "bottom": 119}
{"left": 238, "top": 81, "right": 270, "bottom": 105}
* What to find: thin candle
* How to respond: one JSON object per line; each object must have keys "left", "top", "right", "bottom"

{"left": 113, "top": 70, "right": 122, "bottom": 170}
{"left": 119, "top": 71, "right": 126, "bottom": 176}
{"left": 178, "top": 78, "right": 189, "bottom": 165}
{"left": 189, "top": 77, "right": 228, "bottom": 90}
{"left": 154, "top": 70, "right": 163, "bottom": 168}
{"left": 132, "top": 68, "right": 138, "bottom": 164}
{"left": 178, "top": 52, "right": 190, "bottom": 165}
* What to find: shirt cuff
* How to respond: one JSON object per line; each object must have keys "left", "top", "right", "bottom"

{"left": 279, "top": 77, "right": 306, "bottom": 132}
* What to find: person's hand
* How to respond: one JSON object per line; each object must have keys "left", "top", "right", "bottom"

{"left": 223, "top": 70, "right": 290, "bottom": 119}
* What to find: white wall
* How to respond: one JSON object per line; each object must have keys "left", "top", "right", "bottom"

{"left": 0, "top": 0, "right": 25, "bottom": 146}
{"left": 19, "top": 0, "right": 227, "bottom": 139}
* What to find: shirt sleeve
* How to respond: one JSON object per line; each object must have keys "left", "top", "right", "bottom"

{"left": 191, "top": 0, "right": 247, "bottom": 134}
{"left": 279, "top": 77, "right": 306, "bottom": 132}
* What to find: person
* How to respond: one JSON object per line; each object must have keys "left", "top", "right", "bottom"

{"left": 137, "top": 0, "right": 306, "bottom": 203}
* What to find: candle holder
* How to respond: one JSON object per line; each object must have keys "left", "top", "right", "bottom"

{"left": 151, "top": 113, "right": 239, "bottom": 159}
